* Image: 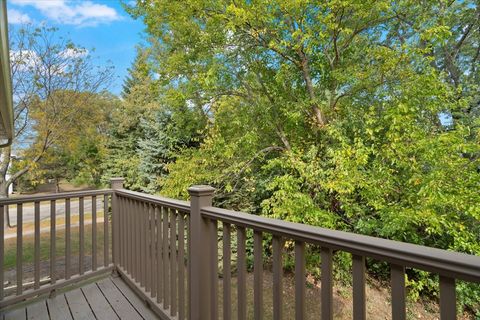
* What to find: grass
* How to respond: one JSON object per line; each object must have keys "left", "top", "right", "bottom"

{"left": 3, "top": 214, "right": 109, "bottom": 272}
{"left": 4, "top": 211, "right": 105, "bottom": 237}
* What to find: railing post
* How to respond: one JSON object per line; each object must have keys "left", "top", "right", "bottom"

{"left": 110, "top": 177, "right": 125, "bottom": 275}
{"left": 188, "top": 185, "right": 215, "bottom": 320}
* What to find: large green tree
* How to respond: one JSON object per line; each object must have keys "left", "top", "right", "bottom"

{"left": 125, "top": 0, "right": 479, "bottom": 312}
{"left": 103, "top": 46, "right": 207, "bottom": 191}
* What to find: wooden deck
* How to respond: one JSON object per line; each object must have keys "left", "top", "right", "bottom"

{"left": 0, "top": 276, "right": 159, "bottom": 320}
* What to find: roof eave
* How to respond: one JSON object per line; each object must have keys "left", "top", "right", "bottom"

{"left": 0, "top": 0, "right": 14, "bottom": 147}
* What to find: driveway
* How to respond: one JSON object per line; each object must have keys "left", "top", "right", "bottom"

{"left": 6, "top": 198, "right": 106, "bottom": 226}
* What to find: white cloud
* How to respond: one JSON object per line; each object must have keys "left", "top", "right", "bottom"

{"left": 10, "top": 48, "right": 89, "bottom": 74}
{"left": 59, "top": 48, "right": 89, "bottom": 59}
{"left": 10, "top": 50, "right": 40, "bottom": 72}
{"left": 7, "top": 8, "right": 32, "bottom": 24}
{"left": 9, "top": 0, "right": 121, "bottom": 27}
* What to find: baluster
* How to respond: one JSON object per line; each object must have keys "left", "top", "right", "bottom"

{"left": 65, "top": 199, "right": 71, "bottom": 279}
{"left": 171, "top": 210, "right": 178, "bottom": 316}
{"left": 129, "top": 199, "right": 135, "bottom": 277}
{"left": 237, "top": 226, "right": 247, "bottom": 320}
{"left": 163, "top": 206, "right": 170, "bottom": 308}
{"left": 272, "top": 235, "right": 283, "bottom": 320}
{"left": 79, "top": 197, "right": 85, "bottom": 275}
{"left": 440, "top": 276, "right": 456, "bottom": 320}
{"left": 50, "top": 200, "right": 56, "bottom": 284}
{"left": 119, "top": 197, "right": 124, "bottom": 269}
{"left": 103, "top": 194, "right": 109, "bottom": 267}
{"left": 130, "top": 199, "right": 136, "bottom": 277}
{"left": 178, "top": 213, "right": 185, "bottom": 320}
{"left": 0, "top": 205, "right": 4, "bottom": 300}
{"left": 136, "top": 200, "right": 141, "bottom": 282}
{"left": 125, "top": 197, "right": 129, "bottom": 270}
{"left": 146, "top": 203, "right": 151, "bottom": 293}
{"left": 141, "top": 202, "right": 147, "bottom": 287}
{"left": 127, "top": 198, "right": 133, "bottom": 274}
{"left": 210, "top": 220, "right": 218, "bottom": 320}
{"left": 92, "top": 196, "right": 97, "bottom": 271}
{"left": 34, "top": 202, "right": 40, "bottom": 288}
{"left": 223, "top": 223, "right": 232, "bottom": 320}
{"left": 253, "top": 230, "right": 263, "bottom": 320}
{"left": 294, "top": 241, "right": 305, "bottom": 320}
{"left": 391, "top": 264, "right": 406, "bottom": 320}
{"left": 133, "top": 200, "right": 138, "bottom": 279}
{"left": 121, "top": 197, "right": 124, "bottom": 271}
{"left": 156, "top": 205, "right": 163, "bottom": 304}
{"left": 352, "top": 255, "right": 366, "bottom": 320}
{"left": 16, "top": 203, "right": 23, "bottom": 295}
{"left": 321, "top": 247, "right": 333, "bottom": 320}
{"left": 151, "top": 204, "right": 156, "bottom": 298}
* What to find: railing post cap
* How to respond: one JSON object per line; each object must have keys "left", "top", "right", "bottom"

{"left": 188, "top": 185, "right": 215, "bottom": 197}
{"left": 110, "top": 177, "right": 125, "bottom": 189}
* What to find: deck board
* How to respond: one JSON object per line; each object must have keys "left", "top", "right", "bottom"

{"left": 0, "top": 276, "right": 158, "bottom": 320}
{"left": 3, "top": 308, "right": 26, "bottom": 320}
{"left": 96, "top": 278, "right": 143, "bottom": 320}
{"left": 46, "top": 295, "right": 73, "bottom": 320}
{"left": 111, "top": 276, "right": 158, "bottom": 320}
{"left": 81, "top": 283, "right": 119, "bottom": 320}
{"left": 64, "top": 288, "right": 95, "bottom": 320}
{"left": 26, "top": 301, "right": 49, "bottom": 320}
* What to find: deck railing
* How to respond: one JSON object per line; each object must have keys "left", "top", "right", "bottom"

{"left": 112, "top": 185, "right": 191, "bottom": 320}
{"left": 1, "top": 179, "right": 480, "bottom": 319}
{"left": 0, "top": 188, "right": 114, "bottom": 309}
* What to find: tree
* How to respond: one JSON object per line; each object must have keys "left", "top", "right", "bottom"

{"left": 0, "top": 25, "right": 114, "bottom": 199}
{"left": 19, "top": 92, "right": 118, "bottom": 190}
{"left": 102, "top": 46, "right": 206, "bottom": 191}
{"left": 126, "top": 0, "right": 480, "bottom": 313}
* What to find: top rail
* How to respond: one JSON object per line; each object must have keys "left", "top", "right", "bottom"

{"left": 0, "top": 189, "right": 113, "bottom": 205}
{"left": 115, "top": 189, "right": 190, "bottom": 212}
{"left": 201, "top": 206, "right": 480, "bottom": 283}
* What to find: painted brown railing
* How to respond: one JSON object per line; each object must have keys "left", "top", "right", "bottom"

{"left": 111, "top": 183, "right": 480, "bottom": 320}
{"left": 187, "top": 186, "right": 480, "bottom": 320}
{"left": 1, "top": 180, "right": 480, "bottom": 320}
{"left": 0, "top": 187, "right": 114, "bottom": 309}
{"left": 113, "top": 185, "right": 190, "bottom": 320}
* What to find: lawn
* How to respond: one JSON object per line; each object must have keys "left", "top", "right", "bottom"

{"left": 3, "top": 211, "right": 110, "bottom": 280}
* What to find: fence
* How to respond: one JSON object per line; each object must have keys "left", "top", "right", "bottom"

{"left": 1, "top": 179, "right": 480, "bottom": 320}
{"left": 0, "top": 189, "right": 113, "bottom": 309}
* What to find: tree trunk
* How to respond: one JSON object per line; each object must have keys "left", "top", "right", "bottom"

{"left": 298, "top": 49, "right": 327, "bottom": 127}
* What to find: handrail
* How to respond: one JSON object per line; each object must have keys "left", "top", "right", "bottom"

{"left": 115, "top": 189, "right": 190, "bottom": 212}
{"left": 113, "top": 186, "right": 190, "bottom": 319}
{"left": 0, "top": 189, "right": 113, "bottom": 205}
{"left": 2, "top": 183, "right": 479, "bottom": 319}
{"left": 201, "top": 206, "right": 480, "bottom": 283}
{"left": 0, "top": 187, "right": 114, "bottom": 306}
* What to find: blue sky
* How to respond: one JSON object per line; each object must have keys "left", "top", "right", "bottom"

{"left": 7, "top": 0, "right": 145, "bottom": 96}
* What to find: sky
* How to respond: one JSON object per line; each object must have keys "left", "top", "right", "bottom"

{"left": 7, "top": 0, "right": 145, "bottom": 96}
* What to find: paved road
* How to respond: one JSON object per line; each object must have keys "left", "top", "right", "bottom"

{"left": 4, "top": 217, "right": 106, "bottom": 239}
{"left": 6, "top": 198, "right": 106, "bottom": 226}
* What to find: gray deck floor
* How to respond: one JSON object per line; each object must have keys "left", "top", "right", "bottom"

{"left": 1, "top": 277, "right": 159, "bottom": 320}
